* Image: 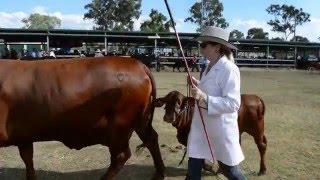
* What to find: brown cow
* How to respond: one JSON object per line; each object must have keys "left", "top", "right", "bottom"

{"left": 0, "top": 57, "right": 165, "bottom": 180}
{"left": 155, "top": 90, "right": 267, "bottom": 176}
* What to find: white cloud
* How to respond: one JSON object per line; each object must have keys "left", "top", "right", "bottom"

{"left": 52, "top": 12, "right": 94, "bottom": 29}
{"left": 1, "top": 7, "right": 319, "bottom": 42}
{"left": 0, "top": 7, "right": 94, "bottom": 30}
{"left": 166, "top": 18, "right": 198, "bottom": 33}
{"left": 296, "top": 18, "right": 320, "bottom": 42}
{"left": 230, "top": 18, "right": 282, "bottom": 39}
{"left": 230, "top": 18, "right": 320, "bottom": 42}
{"left": 0, "top": 12, "right": 27, "bottom": 28}
{"left": 133, "top": 15, "right": 150, "bottom": 31}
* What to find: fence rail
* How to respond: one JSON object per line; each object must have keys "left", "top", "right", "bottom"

{"left": 235, "top": 58, "right": 295, "bottom": 68}
{"left": 156, "top": 57, "right": 296, "bottom": 68}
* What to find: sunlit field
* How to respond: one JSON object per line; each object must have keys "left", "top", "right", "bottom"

{"left": 1, "top": 68, "right": 319, "bottom": 180}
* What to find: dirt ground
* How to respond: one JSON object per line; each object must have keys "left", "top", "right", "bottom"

{"left": 1, "top": 68, "right": 320, "bottom": 180}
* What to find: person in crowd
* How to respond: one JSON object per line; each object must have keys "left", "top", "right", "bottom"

{"left": 94, "top": 49, "right": 104, "bottom": 57}
{"left": 49, "top": 49, "right": 56, "bottom": 59}
{"left": 191, "top": 54, "right": 200, "bottom": 72}
{"left": 199, "top": 55, "right": 210, "bottom": 79}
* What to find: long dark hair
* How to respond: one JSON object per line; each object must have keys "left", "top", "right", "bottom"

{"left": 220, "top": 45, "right": 234, "bottom": 62}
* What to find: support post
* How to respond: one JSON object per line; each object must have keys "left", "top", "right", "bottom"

{"left": 294, "top": 47, "right": 297, "bottom": 69}
{"left": 267, "top": 46, "right": 270, "bottom": 69}
{"left": 46, "top": 35, "right": 50, "bottom": 51}
{"left": 104, "top": 32, "right": 108, "bottom": 55}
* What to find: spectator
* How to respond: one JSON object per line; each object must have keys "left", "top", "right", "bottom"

{"left": 49, "top": 50, "right": 56, "bottom": 59}
{"left": 94, "top": 49, "right": 104, "bottom": 57}
{"left": 155, "top": 54, "right": 161, "bottom": 72}
{"left": 191, "top": 54, "right": 200, "bottom": 72}
{"left": 199, "top": 56, "right": 210, "bottom": 79}
{"left": 31, "top": 48, "right": 37, "bottom": 58}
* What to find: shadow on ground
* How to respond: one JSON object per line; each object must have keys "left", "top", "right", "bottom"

{"left": 0, "top": 164, "right": 212, "bottom": 180}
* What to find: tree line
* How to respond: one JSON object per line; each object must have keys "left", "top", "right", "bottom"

{"left": 20, "top": 0, "right": 313, "bottom": 42}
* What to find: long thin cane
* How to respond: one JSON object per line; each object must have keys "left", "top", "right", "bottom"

{"left": 164, "top": 0, "right": 215, "bottom": 163}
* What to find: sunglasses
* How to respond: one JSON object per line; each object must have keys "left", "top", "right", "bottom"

{"left": 200, "top": 41, "right": 218, "bottom": 49}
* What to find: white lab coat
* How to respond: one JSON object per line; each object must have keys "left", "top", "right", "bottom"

{"left": 187, "top": 56, "right": 244, "bottom": 166}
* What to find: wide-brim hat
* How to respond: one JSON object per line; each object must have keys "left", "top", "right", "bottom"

{"left": 194, "top": 26, "right": 238, "bottom": 50}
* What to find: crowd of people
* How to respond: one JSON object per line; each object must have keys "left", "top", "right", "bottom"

{"left": 0, "top": 47, "right": 212, "bottom": 77}
{"left": 0, "top": 47, "right": 56, "bottom": 60}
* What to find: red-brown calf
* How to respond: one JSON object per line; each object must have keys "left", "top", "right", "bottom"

{"left": 155, "top": 90, "right": 267, "bottom": 175}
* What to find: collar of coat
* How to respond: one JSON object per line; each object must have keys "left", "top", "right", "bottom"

{"left": 211, "top": 55, "right": 228, "bottom": 70}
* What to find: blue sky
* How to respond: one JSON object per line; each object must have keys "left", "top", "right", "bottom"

{"left": 0, "top": 0, "right": 319, "bottom": 41}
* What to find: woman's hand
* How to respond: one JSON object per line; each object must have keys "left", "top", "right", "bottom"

{"left": 191, "top": 87, "right": 207, "bottom": 101}
{"left": 191, "top": 87, "right": 208, "bottom": 108}
{"left": 187, "top": 76, "right": 199, "bottom": 86}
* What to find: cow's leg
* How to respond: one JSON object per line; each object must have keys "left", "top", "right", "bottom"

{"left": 0, "top": 100, "right": 9, "bottom": 143}
{"left": 136, "top": 127, "right": 165, "bottom": 180}
{"left": 254, "top": 134, "right": 267, "bottom": 176}
{"left": 202, "top": 162, "right": 216, "bottom": 174}
{"left": 18, "top": 143, "right": 36, "bottom": 180}
{"left": 101, "top": 144, "right": 131, "bottom": 180}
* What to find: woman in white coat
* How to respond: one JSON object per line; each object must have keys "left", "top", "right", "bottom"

{"left": 186, "top": 26, "right": 246, "bottom": 180}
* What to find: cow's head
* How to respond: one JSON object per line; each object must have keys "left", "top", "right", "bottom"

{"left": 155, "top": 91, "right": 195, "bottom": 125}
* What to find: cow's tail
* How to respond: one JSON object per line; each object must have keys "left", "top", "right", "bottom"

{"left": 258, "top": 97, "right": 265, "bottom": 120}
{"left": 145, "top": 66, "right": 157, "bottom": 138}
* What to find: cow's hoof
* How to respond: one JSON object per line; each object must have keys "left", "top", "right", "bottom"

{"left": 135, "top": 143, "right": 146, "bottom": 155}
{"left": 258, "top": 170, "right": 266, "bottom": 176}
{"left": 26, "top": 172, "right": 36, "bottom": 180}
{"left": 202, "top": 163, "right": 215, "bottom": 173}
{"left": 99, "top": 175, "right": 107, "bottom": 180}
{"left": 151, "top": 172, "right": 165, "bottom": 180}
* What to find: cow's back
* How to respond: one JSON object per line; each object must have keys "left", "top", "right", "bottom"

{"left": 0, "top": 57, "right": 153, "bottom": 148}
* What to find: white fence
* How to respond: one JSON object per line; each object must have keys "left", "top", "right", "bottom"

{"left": 156, "top": 57, "right": 296, "bottom": 68}
{"left": 235, "top": 58, "right": 295, "bottom": 68}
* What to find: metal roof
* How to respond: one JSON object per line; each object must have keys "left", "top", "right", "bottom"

{"left": 0, "top": 28, "right": 320, "bottom": 48}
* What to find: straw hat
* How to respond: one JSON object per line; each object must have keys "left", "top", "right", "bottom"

{"left": 194, "top": 26, "right": 237, "bottom": 50}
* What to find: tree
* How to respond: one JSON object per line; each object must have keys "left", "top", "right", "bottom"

{"left": 246, "top": 28, "right": 269, "bottom": 39}
{"left": 140, "top": 9, "right": 170, "bottom": 32}
{"left": 21, "top": 13, "right": 61, "bottom": 29}
{"left": 184, "top": 0, "right": 228, "bottom": 32}
{"left": 266, "top": 4, "right": 310, "bottom": 41}
{"left": 290, "top": 35, "right": 309, "bottom": 42}
{"left": 229, "top": 29, "right": 244, "bottom": 39}
{"left": 84, "top": 0, "right": 141, "bottom": 31}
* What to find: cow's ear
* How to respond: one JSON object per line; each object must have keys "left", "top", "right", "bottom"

{"left": 154, "top": 98, "right": 165, "bottom": 107}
